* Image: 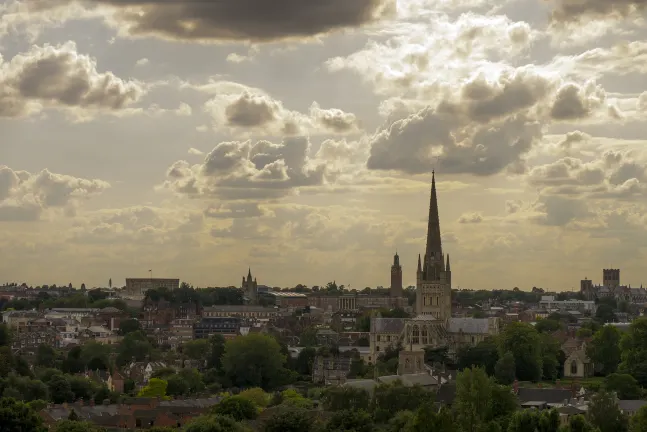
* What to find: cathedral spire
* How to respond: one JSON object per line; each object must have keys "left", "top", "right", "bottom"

{"left": 417, "top": 254, "right": 422, "bottom": 272}
{"left": 425, "top": 171, "right": 443, "bottom": 260}
{"left": 446, "top": 254, "right": 450, "bottom": 272}
{"left": 247, "top": 268, "right": 252, "bottom": 280}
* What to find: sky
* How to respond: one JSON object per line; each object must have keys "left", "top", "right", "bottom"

{"left": 1, "top": 0, "right": 647, "bottom": 291}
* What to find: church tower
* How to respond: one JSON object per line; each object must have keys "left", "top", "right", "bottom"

{"left": 416, "top": 172, "right": 452, "bottom": 320}
{"left": 391, "top": 252, "right": 403, "bottom": 298}
{"left": 242, "top": 268, "right": 258, "bottom": 304}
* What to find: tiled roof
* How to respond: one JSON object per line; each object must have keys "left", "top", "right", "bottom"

{"left": 370, "top": 317, "right": 405, "bottom": 333}
{"left": 516, "top": 388, "right": 573, "bottom": 404}
{"left": 447, "top": 318, "right": 490, "bottom": 334}
{"left": 618, "top": 400, "right": 647, "bottom": 412}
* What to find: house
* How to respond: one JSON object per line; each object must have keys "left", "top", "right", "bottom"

{"left": 564, "top": 349, "right": 594, "bottom": 378}
{"left": 107, "top": 371, "right": 125, "bottom": 393}
{"left": 125, "top": 361, "right": 167, "bottom": 385}
{"left": 514, "top": 380, "right": 581, "bottom": 408}
{"left": 618, "top": 400, "right": 647, "bottom": 417}
{"left": 312, "top": 353, "right": 353, "bottom": 385}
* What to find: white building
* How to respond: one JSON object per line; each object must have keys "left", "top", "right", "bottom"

{"left": 539, "top": 296, "right": 596, "bottom": 313}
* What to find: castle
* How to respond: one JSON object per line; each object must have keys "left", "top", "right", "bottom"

{"left": 371, "top": 172, "right": 499, "bottom": 368}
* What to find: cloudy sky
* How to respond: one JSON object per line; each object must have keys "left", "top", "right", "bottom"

{"left": 1, "top": 0, "right": 646, "bottom": 291}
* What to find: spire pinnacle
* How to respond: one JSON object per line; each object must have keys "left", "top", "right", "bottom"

{"left": 446, "top": 254, "right": 451, "bottom": 272}
{"left": 247, "top": 268, "right": 252, "bottom": 279}
{"left": 425, "top": 171, "right": 442, "bottom": 260}
{"left": 417, "top": 254, "right": 422, "bottom": 272}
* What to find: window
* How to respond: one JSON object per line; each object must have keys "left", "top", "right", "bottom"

{"left": 570, "top": 360, "right": 578, "bottom": 375}
{"left": 377, "top": 335, "right": 381, "bottom": 342}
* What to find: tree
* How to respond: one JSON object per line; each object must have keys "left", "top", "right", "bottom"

{"left": 300, "top": 327, "right": 318, "bottom": 347}
{"left": 35, "top": 345, "right": 58, "bottom": 369}
{"left": 536, "top": 318, "right": 562, "bottom": 333}
{"left": 115, "top": 331, "right": 155, "bottom": 366}
{"left": 564, "top": 414, "right": 597, "bottom": 432}
{"left": 494, "top": 352, "right": 515, "bottom": 385}
{"left": 207, "top": 335, "right": 226, "bottom": 370}
{"left": 278, "top": 389, "right": 313, "bottom": 409}
{"left": 221, "top": 334, "right": 286, "bottom": 390}
{"left": 137, "top": 378, "right": 168, "bottom": 398}
{"left": 453, "top": 367, "right": 493, "bottom": 432}
{"left": 183, "top": 339, "right": 210, "bottom": 361}
{"left": 118, "top": 319, "right": 141, "bottom": 336}
{"left": 604, "top": 373, "right": 642, "bottom": 400}
{"left": 596, "top": 304, "right": 616, "bottom": 324}
{"left": 498, "top": 322, "right": 543, "bottom": 382}
{"left": 67, "top": 409, "right": 80, "bottom": 421}
{"left": 372, "top": 381, "right": 434, "bottom": 423}
{"left": 619, "top": 318, "right": 647, "bottom": 387}
{"left": 631, "top": 405, "right": 647, "bottom": 432}
{"left": 321, "top": 386, "right": 370, "bottom": 412}
{"left": 0, "top": 325, "right": 12, "bottom": 348}
{"left": 184, "top": 415, "right": 248, "bottom": 432}
{"left": 0, "top": 397, "right": 45, "bottom": 432}
{"left": 588, "top": 326, "right": 621, "bottom": 375}
{"left": 325, "top": 409, "right": 373, "bottom": 432}
{"left": 540, "top": 333, "right": 562, "bottom": 381}
{"left": 294, "top": 347, "right": 316, "bottom": 376}
{"left": 407, "top": 403, "right": 456, "bottom": 432}
{"left": 264, "top": 408, "right": 314, "bottom": 432}
{"left": 238, "top": 388, "right": 269, "bottom": 408}
{"left": 587, "top": 389, "right": 628, "bottom": 432}
{"left": 47, "top": 375, "right": 74, "bottom": 404}
{"left": 456, "top": 338, "right": 499, "bottom": 375}
{"left": 212, "top": 395, "right": 258, "bottom": 421}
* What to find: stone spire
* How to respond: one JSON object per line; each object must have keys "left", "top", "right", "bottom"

{"left": 446, "top": 254, "right": 451, "bottom": 272}
{"left": 247, "top": 268, "right": 252, "bottom": 280}
{"left": 425, "top": 171, "right": 443, "bottom": 261}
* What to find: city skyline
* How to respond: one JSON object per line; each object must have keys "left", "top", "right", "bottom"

{"left": 2, "top": 0, "right": 647, "bottom": 290}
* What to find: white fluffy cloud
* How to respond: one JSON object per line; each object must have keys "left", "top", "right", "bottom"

{"left": 160, "top": 137, "right": 331, "bottom": 201}
{"left": 0, "top": 41, "right": 143, "bottom": 118}
{"left": 200, "top": 81, "right": 361, "bottom": 136}
{"left": 0, "top": 166, "right": 110, "bottom": 221}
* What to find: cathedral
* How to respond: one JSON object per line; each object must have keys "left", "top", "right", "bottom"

{"left": 371, "top": 172, "right": 499, "bottom": 368}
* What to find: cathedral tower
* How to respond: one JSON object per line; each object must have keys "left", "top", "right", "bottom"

{"left": 242, "top": 268, "right": 258, "bottom": 304}
{"left": 415, "top": 172, "right": 452, "bottom": 320}
{"left": 391, "top": 252, "right": 403, "bottom": 297}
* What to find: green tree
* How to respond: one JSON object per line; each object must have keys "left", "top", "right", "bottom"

{"left": 212, "top": 395, "right": 258, "bottom": 421}
{"left": 588, "top": 326, "right": 621, "bottom": 376}
{"left": 207, "top": 335, "right": 227, "bottom": 370}
{"left": 596, "top": 304, "right": 616, "bottom": 324}
{"left": 321, "top": 386, "right": 370, "bottom": 412}
{"left": 238, "top": 388, "right": 270, "bottom": 408}
{"left": 494, "top": 352, "right": 515, "bottom": 385}
{"left": 264, "top": 408, "right": 314, "bottom": 432}
{"left": 540, "top": 333, "right": 562, "bottom": 381}
{"left": 325, "top": 409, "right": 373, "bottom": 432}
{"left": 604, "top": 373, "right": 641, "bottom": 400}
{"left": 456, "top": 338, "right": 499, "bottom": 375}
{"left": 184, "top": 414, "right": 248, "bottom": 432}
{"left": 619, "top": 318, "right": 647, "bottom": 387}
{"left": 587, "top": 389, "right": 628, "bottom": 432}
{"left": 453, "top": 367, "right": 493, "bottom": 432}
{"left": 278, "top": 389, "right": 313, "bottom": 409}
{"left": 294, "top": 347, "right": 316, "bottom": 376}
{"left": 630, "top": 405, "right": 647, "bottom": 432}
{"left": 118, "top": 319, "right": 141, "bottom": 336}
{"left": 183, "top": 339, "right": 210, "bottom": 361}
{"left": 372, "top": 381, "right": 434, "bottom": 423}
{"left": 300, "top": 327, "right": 319, "bottom": 347}
{"left": 0, "top": 397, "right": 45, "bottom": 432}
{"left": 221, "top": 334, "right": 286, "bottom": 390}
{"left": 536, "top": 318, "right": 562, "bottom": 333}
{"left": 115, "top": 331, "right": 155, "bottom": 367}
{"left": 47, "top": 375, "right": 74, "bottom": 404}
{"left": 407, "top": 403, "right": 455, "bottom": 432}
{"left": 0, "top": 325, "right": 11, "bottom": 347}
{"left": 498, "top": 322, "right": 543, "bottom": 382}
{"left": 35, "top": 345, "right": 59, "bottom": 369}
{"left": 564, "top": 414, "right": 597, "bottom": 432}
{"left": 137, "top": 378, "right": 168, "bottom": 398}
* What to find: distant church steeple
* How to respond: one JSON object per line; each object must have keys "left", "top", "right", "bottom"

{"left": 391, "top": 251, "right": 403, "bottom": 298}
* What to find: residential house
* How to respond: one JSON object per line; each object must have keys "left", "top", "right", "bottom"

{"left": 125, "top": 361, "right": 167, "bottom": 385}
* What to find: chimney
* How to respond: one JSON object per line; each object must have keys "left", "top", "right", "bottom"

{"left": 513, "top": 379, "right": 519, "bottom": 394}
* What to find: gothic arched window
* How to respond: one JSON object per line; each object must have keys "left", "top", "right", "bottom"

{"left": 570, "top": 360, "right": 578, "bottom": 375}
{"left": 412, "top": 325, "right": 420, "bottom": 345}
